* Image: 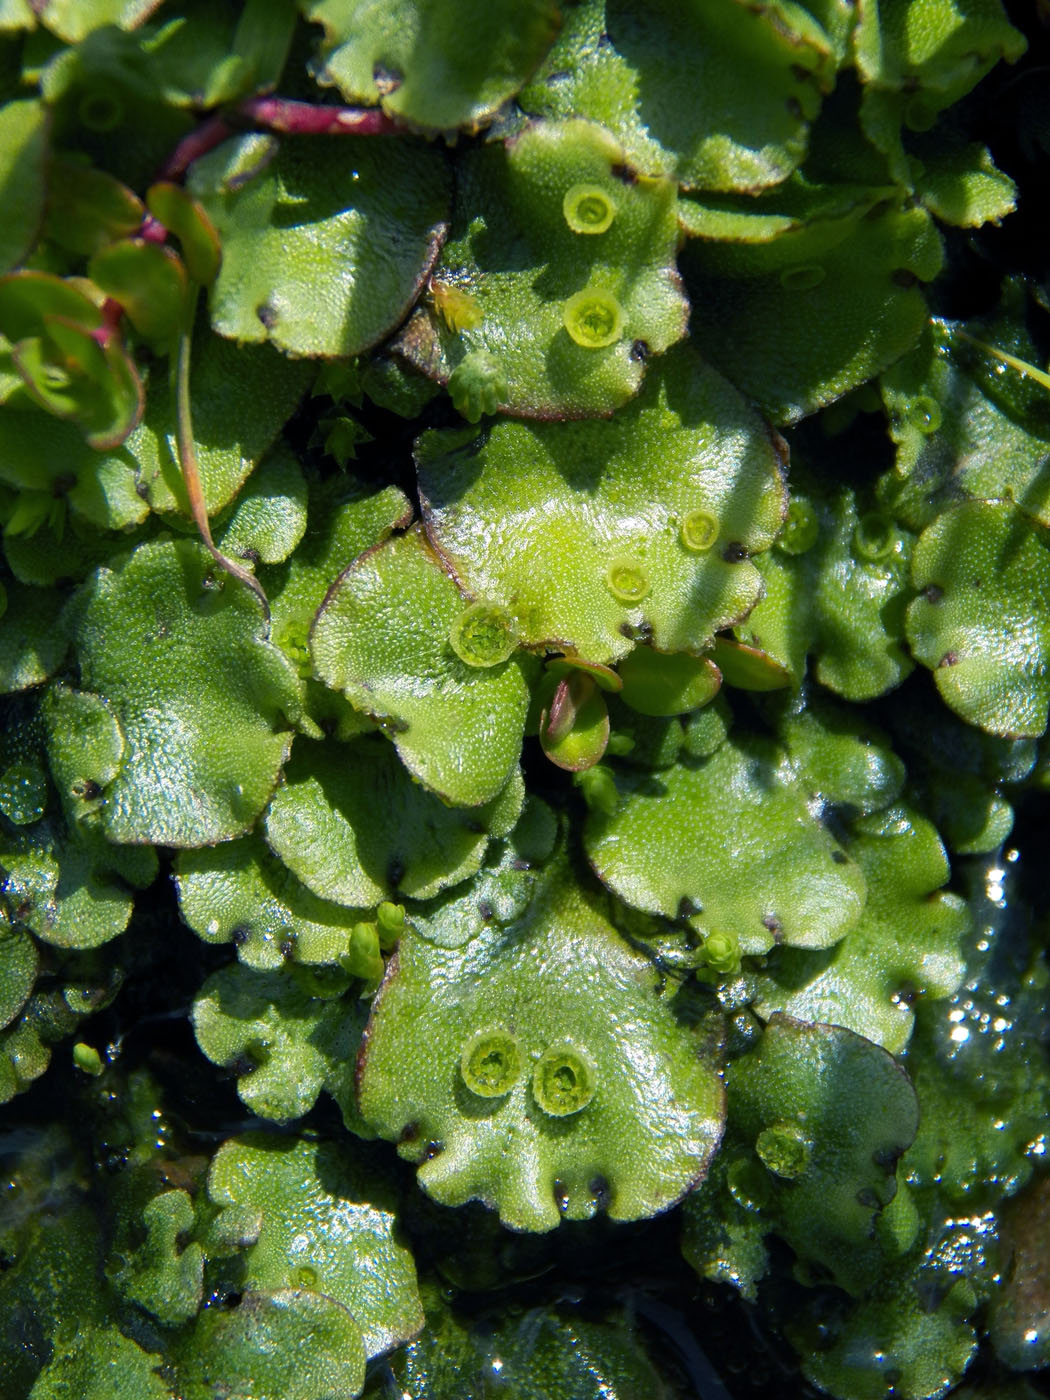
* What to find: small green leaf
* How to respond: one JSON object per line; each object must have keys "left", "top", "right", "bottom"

{"left": 192, "top": 962, "right": 363, "bottom": 1122}
{"left": 89, "top": 239, "right": 188, "bottom": 344}
{"left": 146, "top": 181, "right": 222, "bottom": 286}
{"left": 189, "top": 132, "right": 450, "bottom": 358}
{"left": 397, "top": 118, "right": 686, "bottom": 419}
{"left": 728, "top": 1015, "right": 919, "bottom": 1294}
{"left": 907, "top": 500, "right": 1050, "bottom": 737}
{"left": 43, "top": 158, "right": 144, "bottom": 257}
{"left": 617, "top": 646, "right": 721, "bottom": 716}
{"left": 177, "top": 1289, "right": 366, "bottom": 1400}
{"left": 71, "top": 538, "right": 303, "bottom": 845}
{"left": 302, "top": 0, "right": 561, "bottom": 133}
{"left": 357, "top": 861, "right": 725, "bottom": 1231}
{"left": 754, "top": 804, "right": 970, "bottom": 1054}
{"left": 265, "top": 735, "right": 522, "bottom": 907}
{"left": 416, "top": 345, "right": 786, "bottom": 664}
{"left": 176, "top": 835, "right": 369, "bottom": 970}
{"left": 207, "top": 1133, "right": 423, "bottom": 1358}
{"left": 585, "top": 734, "right": 867, "bottom": 955}
{"left": 311, "top": 527, "right": 531, "bottom": 807}
{"left": 0, "top": 100, "right": 49, "bottom": 275}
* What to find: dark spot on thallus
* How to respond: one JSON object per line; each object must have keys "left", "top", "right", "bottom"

{"left": 387, "top": 858, "right": 404, "bottom": 888}
{"left": 553, "top": 1180, "right": 569, "bottom": 1212}
{"left": 873, "top": 1145, "right": 902, "bottom": 1172}
{"left": 280, "top": 940, "right": 295, "bottom": 960}
{"left": 891, "top": 269, "right": 918, "bottom": 288}
{"left": 939, "top": 651, "right": 959, "bottom": 668}
{"left": 630, "top": 339, "right": 650, "bottom": 363}
{"left": 677, "top": 896, "right": 697, "bottom": 919}
{"left": 923, "top": 584, "right": 944, "bottom": 604}
{"left": 855, "top": 1186, "right": 879, "bottom": 1209}
{"left": 589, "top": 1175, "right": 611, "bottom": 1210}
{"left": 785, "top": 96, "right": 803, "bottom": 120}
{"left": 722, "top": 542, "right": 747, "bottom": 563}
{"left": 424, "top": 1141, "right": 443, "bottom": 1160}
{"left": 477, "top": 900, "right": 494, "bottom": 922}
{"left": 831, "top": 850, "right": 848, "bottom": 865}
{"left": 52, "top": 473, "right": 76, "bottom": 497}
{"left": 231, "top": 926, "right": 250, "bottom": 947}
{"left": 72, "top": 778, "right": 102, "bottom": 801}
{"left": 762, "top": 914, "right": 783, "bottom": 941}
{"left": 545, "top": 69, "right": 571, "bottom": 84}
{"left": 256, "top": 302, "right": 278, "bottom": 329}
{"left": 619, "top": 622, "right": 636, "bottom": 639}
{"left": 227, "top": 1054, "right": 256, "bottom": 1078}
{"left": 399, "top": 1122, "right": 420, "bottom": 1145}
{"left": 610, "top": 162, "right": 637, "bottom": 185}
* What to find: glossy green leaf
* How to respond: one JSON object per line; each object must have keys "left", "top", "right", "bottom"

{"left": 189, "top": 132, "right": 450, "bottom": 358}
{"left": 912, "top": 137, "right": 1017, "bottom": 228}
{"left": 727, "top": 1015, "right": 919, "bottom": 1294}
{"left": 88, "top": 238, "right": 188, "bottom": 345}
{"left": 521, "top": 0, "right": 836, "bottom": 192}
{"left": 0, "top": 927, "right": 37, "bottom": 1029}
{"left": 303, "top": 0, "right": 561, "bottom": 132}
{"left": 585, "top": 734, "right": 866, "bottom": 955}
{"left": 736, "top": 484, "right": 916, "bottom": 700}
{"left": 907, "top": 500, "right": 1050, "bottom": 738}
{"left": 683, "top": 200, "right": 943, "bottom": 423}
{"left": 755, "top": 804, "right": 970, "bottom": 1053}
{"left": 216, "top": 447, "right": 308, "bottom": 567}
{"left": 416, "top": 346, "right": 786, "bottom": 664}
{"left": 879, "top": 311, "right": 1050, "bottom": 532}
{"left": 311, "top": 527, "right": 531, "bottom": 807}
{"left": 128, "top": 317, "right": 313, "bottom": 517}
{"left": 357, "top": 862, "right": 725, "bottom": 1231}
{"left": 396, "top": 118, "right": 687, "bottom": 418}
{"left": 617, "top": 645, "right": 720, "bottom": 716}
{"left": 265, "top": 735, "right": 522, "bottom": 907}
{"left": 176, "top": 834, "right": 368, "bottom": 969}
{"left": 0, "top": 100, "right": 50, "bottom": 274}
{"left": 207, "top": 1133, "right": 423, "bottom": 1358}
{"left": 71, "top": 538, "right": 303, "bottom": 845}
{"left": 43, "top": 158, "right": 144, "bottom": 257}
{"left": 0, "top": 582, "right": 68, "bottom": 693}
{"left": 177, "top": 1289, "right": 366, "bottom": 1400}
{"left": 192, "top": 962, "right": 363, "bottom": 1122}
{"left": 264, "top": 477, "right": 410, "bottom": 674}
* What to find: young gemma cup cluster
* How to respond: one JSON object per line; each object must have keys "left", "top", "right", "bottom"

{"left": 1, "top": 2, "right": 1049, "bottom": 1399}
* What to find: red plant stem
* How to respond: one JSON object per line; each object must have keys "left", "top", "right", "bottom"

{"left": 158, "top": 112, "right": 235, "bottom": 182}
{"left": 236, "top": 95, "right": 401, "bottom": 135}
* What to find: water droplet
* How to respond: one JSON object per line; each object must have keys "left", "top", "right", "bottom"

{"left": 0, "top": 763, "right": 48, "bottom": 826}
{"left": 563, "top": 183, "right": 616, "bottom": 235}
{"left": 906, "top": 395, "right": 942, "bottom": 433}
